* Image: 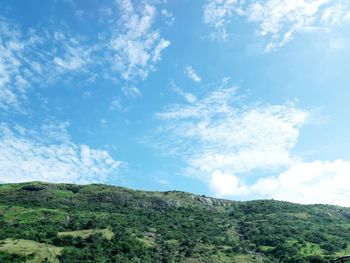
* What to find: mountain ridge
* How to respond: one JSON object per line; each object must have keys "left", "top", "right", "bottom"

{"left": 0, "top": 181, "right": 349, "bottom": 262}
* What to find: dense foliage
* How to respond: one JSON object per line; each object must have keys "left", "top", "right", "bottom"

{"left": 0, "top": 182, "right": 349, "bottom": 262}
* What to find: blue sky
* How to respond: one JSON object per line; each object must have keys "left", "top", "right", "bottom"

{"left": 1, "top": 0, "right": 350, "bottom": 206}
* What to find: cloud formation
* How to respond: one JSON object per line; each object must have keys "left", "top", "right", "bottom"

{"left": 210, "top": 170, "right": 247, "bottom": 196}
{"left": 203, "top": 0, "right": 238, "bottom": 40}
{"left": 111, "top": 0, "right": 170, "bottom": 80}
{"left": 252, "top": 160, "right": 350, "bottom": 206}
{"left": 161, "top": 9, "right": 175, "bottom": 25}
{"left": 171, "top": 83, "right": 197, "bottom": 103}
{"left": 122, "top": 86, "right": 142, "bottom": 97}
{"left": 156, "top": 85, "right": 309, "bottom": 196}
{"left": 52, "top": 32, "right": 93, "bottom": 71}
{"left": 184, "top": 66, "right": 201, "bottom": 83}
{"left": 203, "top": 0, "right": 350, "bottom": 50}
{"left": 0, "top": 17, "right": 31, "bottom": 112}
{"left": 158, "top": 84, "right": 350, "bottom": 206}
{"left": 245, "top": 0, "right": 334, "bottom": 51}
{"left": 0, "top": 0, "right": 170, "bottom": 112}
{"left": 0, "top": 122, "right": 123, "bottom": 184}
{"left": 0, "top": 17, "right": 95, "bottom": 112}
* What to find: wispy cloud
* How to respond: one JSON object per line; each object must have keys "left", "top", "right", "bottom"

{"left": 122, "top": 85, "right": 142, "bottom": 97}
{"left": 0, "top": 121, "right": 124, "bottom": 184}
{"left": 52, "top": 32, "right": 93, "bottom": 71}
{"left": 184, "top": 65, "right": 201, "bottom": 83}
{"left": 0, "top": 0, "right": 171, "bottom": 113}
{"left": 156, "top": 83, "right": 309, "bottom": 196}
{"left": 0, "top": 17, "right": 30, "bottom": 112}
{"left": 203, "top": 0, "right": 239, "bottom": 40}
{"left": 109, "top": 97, "right": 123, "bottom": 111}
{"left": 171, "top": 83, "right": 197, "bottom": 103}
{"left": 0, "top": 17, "right": 96, "bottom": 113}
{"left": 157, "top": 80, "right": 348, "bottom": 205}
{"left": 161, "top": 9, "right": 175, "bottom": 25}
{"left": 203, "top": 0, "right": 350, "bottom": 50}
{"left": 156, "top": 179, "right": 170, "bottom": 185}
{"left": 110, "top": 0, "right": 170, "bottom": 81}
{"left": 245, "top": 0, "right": 332, "bottom": 51}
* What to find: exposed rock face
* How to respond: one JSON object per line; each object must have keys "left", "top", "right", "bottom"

{"left": 197, "top": 196, "right": 213, "bottom": 206}
{"left": 194, "top": 195, "right": 230, "bottom": 207}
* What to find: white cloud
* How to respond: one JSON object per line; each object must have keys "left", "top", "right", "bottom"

{"left": 152, "top": 38, "right": 170, "bottom": 63}
{"left": 0, "top": 122, "right": 123, "bottom": 184}
{"left": 184, "top": 65, "right": 201, "bottom": 83}
{"left": 156, "top": 179, "right": 170, "bottom": 185}
{"left": 158, "top": 83, "right": 350, "bottom": 205}
{"left": 321, "top": 2, "right": 350, "bottom": 26}
{"left": 0, "top": 4, "right": 171, "bottom": 112}
{"left": 122, "top": 85, "right": 142, "bottom": 97}
{"left": 203, "top": 0, "right": 350, "bottom": 50}
{"left": 40, "top": 121, "right": 71, "bottom": 142}
{"left": 110, "top": 0, "right": 170, "bottom": 80}
{"left": 203, "top": 0, "right": 239, "bottom": 40}
{"left": 156, "top": 85, "right": 309, "bottom": 196}
{"left": 252, "top": 160, "right": 350, "bottom": 207}
{"left": 210, "top": 170, "right": 247, "bottom": 196}
{"left": 171, "top": 83, "right": 197, "bottom": 103}
{"left": 49, "top": 31, "right": 94, "bottom": 74}
{"left": 0, "top": 18, "right": 95, "bottom": 112}
{"left": 0, "top": 1, "right": 171, "bottom": 113}
{"left": 161, "top": 9, "right": 175, "bottom": 25}
{"left": 109, "top": 97, "right": 123, "bottom": 111}
{"left": 0, "top": 17, "right": 29, "bottom": 112}
{"left": 99, "top": 7, "right": 113, "bottom": 23}
{"left": 53, "top": 44, "right": 92, "bottom": 71}
{"left": 246, "top": 0, "right": 331, "bottom": 51}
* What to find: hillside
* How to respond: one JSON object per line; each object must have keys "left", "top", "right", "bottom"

{"left": 0, "top": 182, "right": 349, "bottom": 262}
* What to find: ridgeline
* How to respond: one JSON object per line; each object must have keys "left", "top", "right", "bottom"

{"left": 0, "top": 182, "right": 349, "bottom": 262}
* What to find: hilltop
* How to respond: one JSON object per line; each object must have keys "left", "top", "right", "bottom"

{"left": 0, "top": 182, "right": 349, "bottom": 262}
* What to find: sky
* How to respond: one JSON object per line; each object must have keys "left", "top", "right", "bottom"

{"left": 1, "top": 0, "right": 350, "bottom": 206}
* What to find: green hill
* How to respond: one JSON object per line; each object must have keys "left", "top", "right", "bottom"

{"left": 0, "top": 182, "right": 349, "bottom": 262}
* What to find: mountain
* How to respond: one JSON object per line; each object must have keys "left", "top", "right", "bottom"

{"left": 0, "top": 182, "right": 349, "bottom": 262}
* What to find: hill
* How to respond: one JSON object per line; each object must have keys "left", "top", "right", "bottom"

{"left": 0, "top": 182, "right": 349, "bottom": 262}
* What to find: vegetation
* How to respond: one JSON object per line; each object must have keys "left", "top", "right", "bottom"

{"left": 57, "top": 229, "right": 114, "bottom": 240}
{"left": 0, "top": 182, "right": 350, "bottom": 262}
{"left": 0, "top": 239, "right": 62, "bottom": 263}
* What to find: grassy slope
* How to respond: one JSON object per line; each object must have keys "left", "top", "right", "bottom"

{"left": 0, "top": 239, "right": 62, "bottom": 263}
{"left": 0, "top": 182, "right": 350, "bottom": 262}
{"left": 57, "top": 229, "right": 114, "bottom": 240}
